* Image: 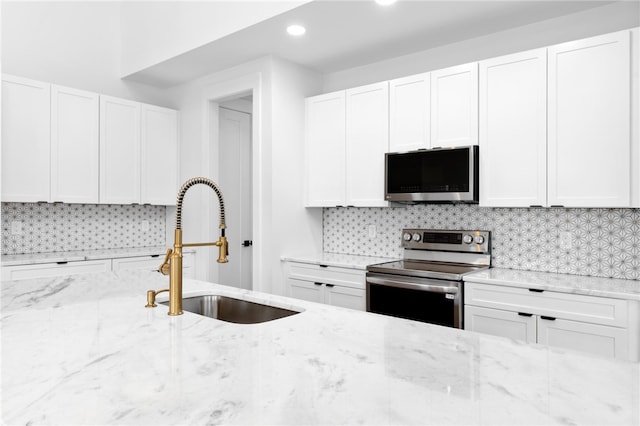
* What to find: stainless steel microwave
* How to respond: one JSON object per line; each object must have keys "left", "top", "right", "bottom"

{"left": 385, "top": 146, "right": 479, "bottom": 203}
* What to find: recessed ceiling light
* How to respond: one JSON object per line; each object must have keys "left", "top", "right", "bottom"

{"left": 287, "top": 25, "right": 306, "bottom": 36}
{"left": 375, "top": 0, "right": 397, "bottom": 5}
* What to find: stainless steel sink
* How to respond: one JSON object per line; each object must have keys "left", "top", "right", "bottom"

{"left": 160, "top": 295, "right": 300, "bottom": 324}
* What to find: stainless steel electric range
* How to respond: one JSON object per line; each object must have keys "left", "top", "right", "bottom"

{"left": 366, "top": 229, "right": 491, "bottom": 328}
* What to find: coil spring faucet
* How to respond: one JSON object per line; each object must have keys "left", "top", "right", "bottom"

{"left": 146, "top": 177, "right": 228, "bottom": 315}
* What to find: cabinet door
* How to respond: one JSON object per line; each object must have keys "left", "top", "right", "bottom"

{"left": 1, "top": 260, "right": 111, "bottom": 281}
{"left": 51, "top": 85, "right": 99, "bottom": 203}
{"left": 111, "top": 255, "right": 162, "bottom": 272}
{"left": 182, "top": 252, "right": 196, "bottom": 279}
{"left": 305, "top": 91, "right": 346, "bottom": 207}
{"left": 141, "top": 104, "right": 178, "bottom": 205}
{"left": 479, "top": 49, "right": 547, "bottom": 207}
{"left": 537, "top": 317, "right": 629, "bottom": 360}
{"left": 100, "top": 96, "right": 141, "bottom": 204}
{"left": 287, "top": 278, "right": 325, "bottom": 304}
{"left": 548, "top": 31, "right": 631, "bottom": 207}
{"left": 430, "top": 63, "right": 478, "bottom": 147}
{"left": 465, "top": 305, "right": 536, "bottom": 344}
{"left": 1, "top": 75, "right": 51, "bottom": 202}
{"left": 325, "top": 284, "right": 366, "bottom": 311}
{"left": 389, "top": 73, "right": 430, "bottom": 152}
{"left": 345, "top": 82, "right": 389, "bottom": 207}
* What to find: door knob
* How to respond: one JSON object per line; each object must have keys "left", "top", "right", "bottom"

{"left": 242, "top": 240, "right": 253, "bottom": 247}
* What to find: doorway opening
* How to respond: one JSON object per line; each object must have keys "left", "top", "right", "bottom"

{"left": 215, "top": 94, "right": 253, "bottom": 290}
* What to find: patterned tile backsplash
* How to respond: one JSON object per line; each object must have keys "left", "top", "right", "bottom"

{"left": 323, "top": 205, "right": 640, "bottom": 280}
{"left": 1, "top": 203, "right": 166, "bottom": 255}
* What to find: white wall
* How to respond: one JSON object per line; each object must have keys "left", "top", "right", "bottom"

{"left": 120, "top": 1, "right": 309, "bottom": 78}
{"left": 166, "top": 56, "right": 322, "bottom": 294}
{"left": 1, "top": 1, "right": 171, "bottom": 106}
{"left": 323, "top": 1, "right": 640, "bottom": 92}
{"left": 269, "top": 57, "right": 324, "bottom": 295}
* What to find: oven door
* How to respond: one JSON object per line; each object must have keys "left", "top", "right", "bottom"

{"left": 366, "top": 272, "right": 462, "bottom": 328}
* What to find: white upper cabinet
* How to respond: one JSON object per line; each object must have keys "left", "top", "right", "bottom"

{"left": 304, "top": 28, "right": 638, "bottom": 209}
{"left": 305, "top": 91, "right": 346, "bottom": 207}
{"left": 479, "top": 49, "right": 547, "bottom": 207}
{"left": 345, "top": 82, "right": 389, "bottom": 207}
{"left": 50, "top": 85, "right": 99, "bottom": 204}
{"left": 305, "top": 83, "right": 389, "bottom": 208}
{"left": 389, "top": 73, "right": 430, "bottom": 152}
{"left": 548, "top": 31, "right": 632, "bottom": 207}
{"left": 1, "top": 75, "right": 51, "bottom": 202}
{"left": 99, "top": 96, "right": 141, "bottom": 204}
{"left": 430, "top": 63, "right": 479, "bottom": 148}
{"left": 141, "top": 104, "right": 179, "bottom": 205}
{"left": 2, "top": 75, "right": 179, "bottom": 206}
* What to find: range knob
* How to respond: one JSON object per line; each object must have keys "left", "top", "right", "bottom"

{"left": 403, "top": 232, "right": 412, "bottom": 242}
{"left": 462, "top": 234, "right": 473, "bottom": 244}
{"left": 474, "top": 235, "right": 485, "bottom": 245}
{"left": 412, "top": 233, "right": 421, "bottom": 242}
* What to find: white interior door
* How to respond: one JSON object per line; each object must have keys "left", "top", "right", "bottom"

{"left": 218, "top": 106, "right": 252, "bottom": 290}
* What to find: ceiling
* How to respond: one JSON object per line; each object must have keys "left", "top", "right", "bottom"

{"left": 124, "top": 0, "right": 615, "bottom": 88}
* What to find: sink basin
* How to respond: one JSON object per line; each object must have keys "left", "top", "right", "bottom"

{"left": 160, "top": 295, "right": 300, "bottom": 324}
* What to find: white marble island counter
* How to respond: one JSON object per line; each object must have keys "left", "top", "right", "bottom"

{"left": 2, "top": 271, "right": 639, "bottom": 425}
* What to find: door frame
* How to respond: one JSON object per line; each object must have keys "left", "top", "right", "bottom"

{"left": 200, "top": 72, "right": 264, "bottom": 290}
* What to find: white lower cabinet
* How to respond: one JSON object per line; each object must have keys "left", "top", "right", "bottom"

{"left": 112, "top": 252, "right": 194, "bottom": 277}
{"left": 1, "top": 259, "right": 111, "bottom": 281}
{"left": 284, "top": 261, "right": 366, "bottom": 311}
{"left": 111, "top": 255, "right": 163, "bottom": 272}
{"left": 3, "top": 251, "right": 196, "bottom": 281}
{"left": 181, "top": 252, "right": 195, "bottom": 279}
{"left": 536, "top": 316, "right": 628, "bottom": 359}
{"left": 465, "top": 305, "right": 537, "bottom": 343}
{"left": 464, "top": 282, "right": 638, "bottom": 361}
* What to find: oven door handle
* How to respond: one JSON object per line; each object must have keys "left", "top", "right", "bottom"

{"left": 366, "top": 276, "right": 459, "bottom": 294}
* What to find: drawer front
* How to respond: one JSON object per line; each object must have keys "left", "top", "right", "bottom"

{"left": 111, "top": 255, "right": 162, "bottom": 272}
{"left": 286, "top": 262, "right": 365, "bottom": 289}
{"left": 2, "top": 260, "right": 111, "bottom": 281}
{"left": 465, "top": 282, "right": 628, "bottom": 327}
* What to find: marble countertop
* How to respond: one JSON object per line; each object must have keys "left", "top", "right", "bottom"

{"left": 465, "top": 267, "right": 640, "bottom": 301}
{"left": 281, "top": 252, "right": 397, "bottom": 270}
{"left": 282, "top": 252, "right": 640, "bottom": 301}
{"left": 2, "top": 270, "right": 639, "bottom": 425}
{"left": 0, "top": 246, "right": 193, "bottom": 267}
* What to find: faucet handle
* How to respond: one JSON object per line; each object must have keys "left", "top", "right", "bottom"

{"left": 217, "top": 236, "right": 229, "bottom": 263}
{"left": 158, "top": 248, "right": 173, "bottom": 275}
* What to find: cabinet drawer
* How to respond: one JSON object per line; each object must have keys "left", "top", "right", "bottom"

{"left": 111, "top": 255, "right": 162, "bottom": 272}
{"left": 1, "top": 259, "right": 111, "bottom": 281}
{"left": 287, "top": 262, "right": 365, "bottom": 289}
{"left": 465, "top": 282, "right": 628, "bottom": 327}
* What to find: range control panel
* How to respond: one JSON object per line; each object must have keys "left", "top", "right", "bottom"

{"left": 401, "top": 229, "right": 490, "bottom": 254}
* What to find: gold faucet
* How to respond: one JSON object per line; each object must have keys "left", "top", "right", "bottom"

{"left": 146, "top": 177, "right": 228, "bottom": 315}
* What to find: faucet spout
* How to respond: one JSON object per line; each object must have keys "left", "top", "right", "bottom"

{"left": 148, "top": 177, "right": 229, "bottom": 316}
